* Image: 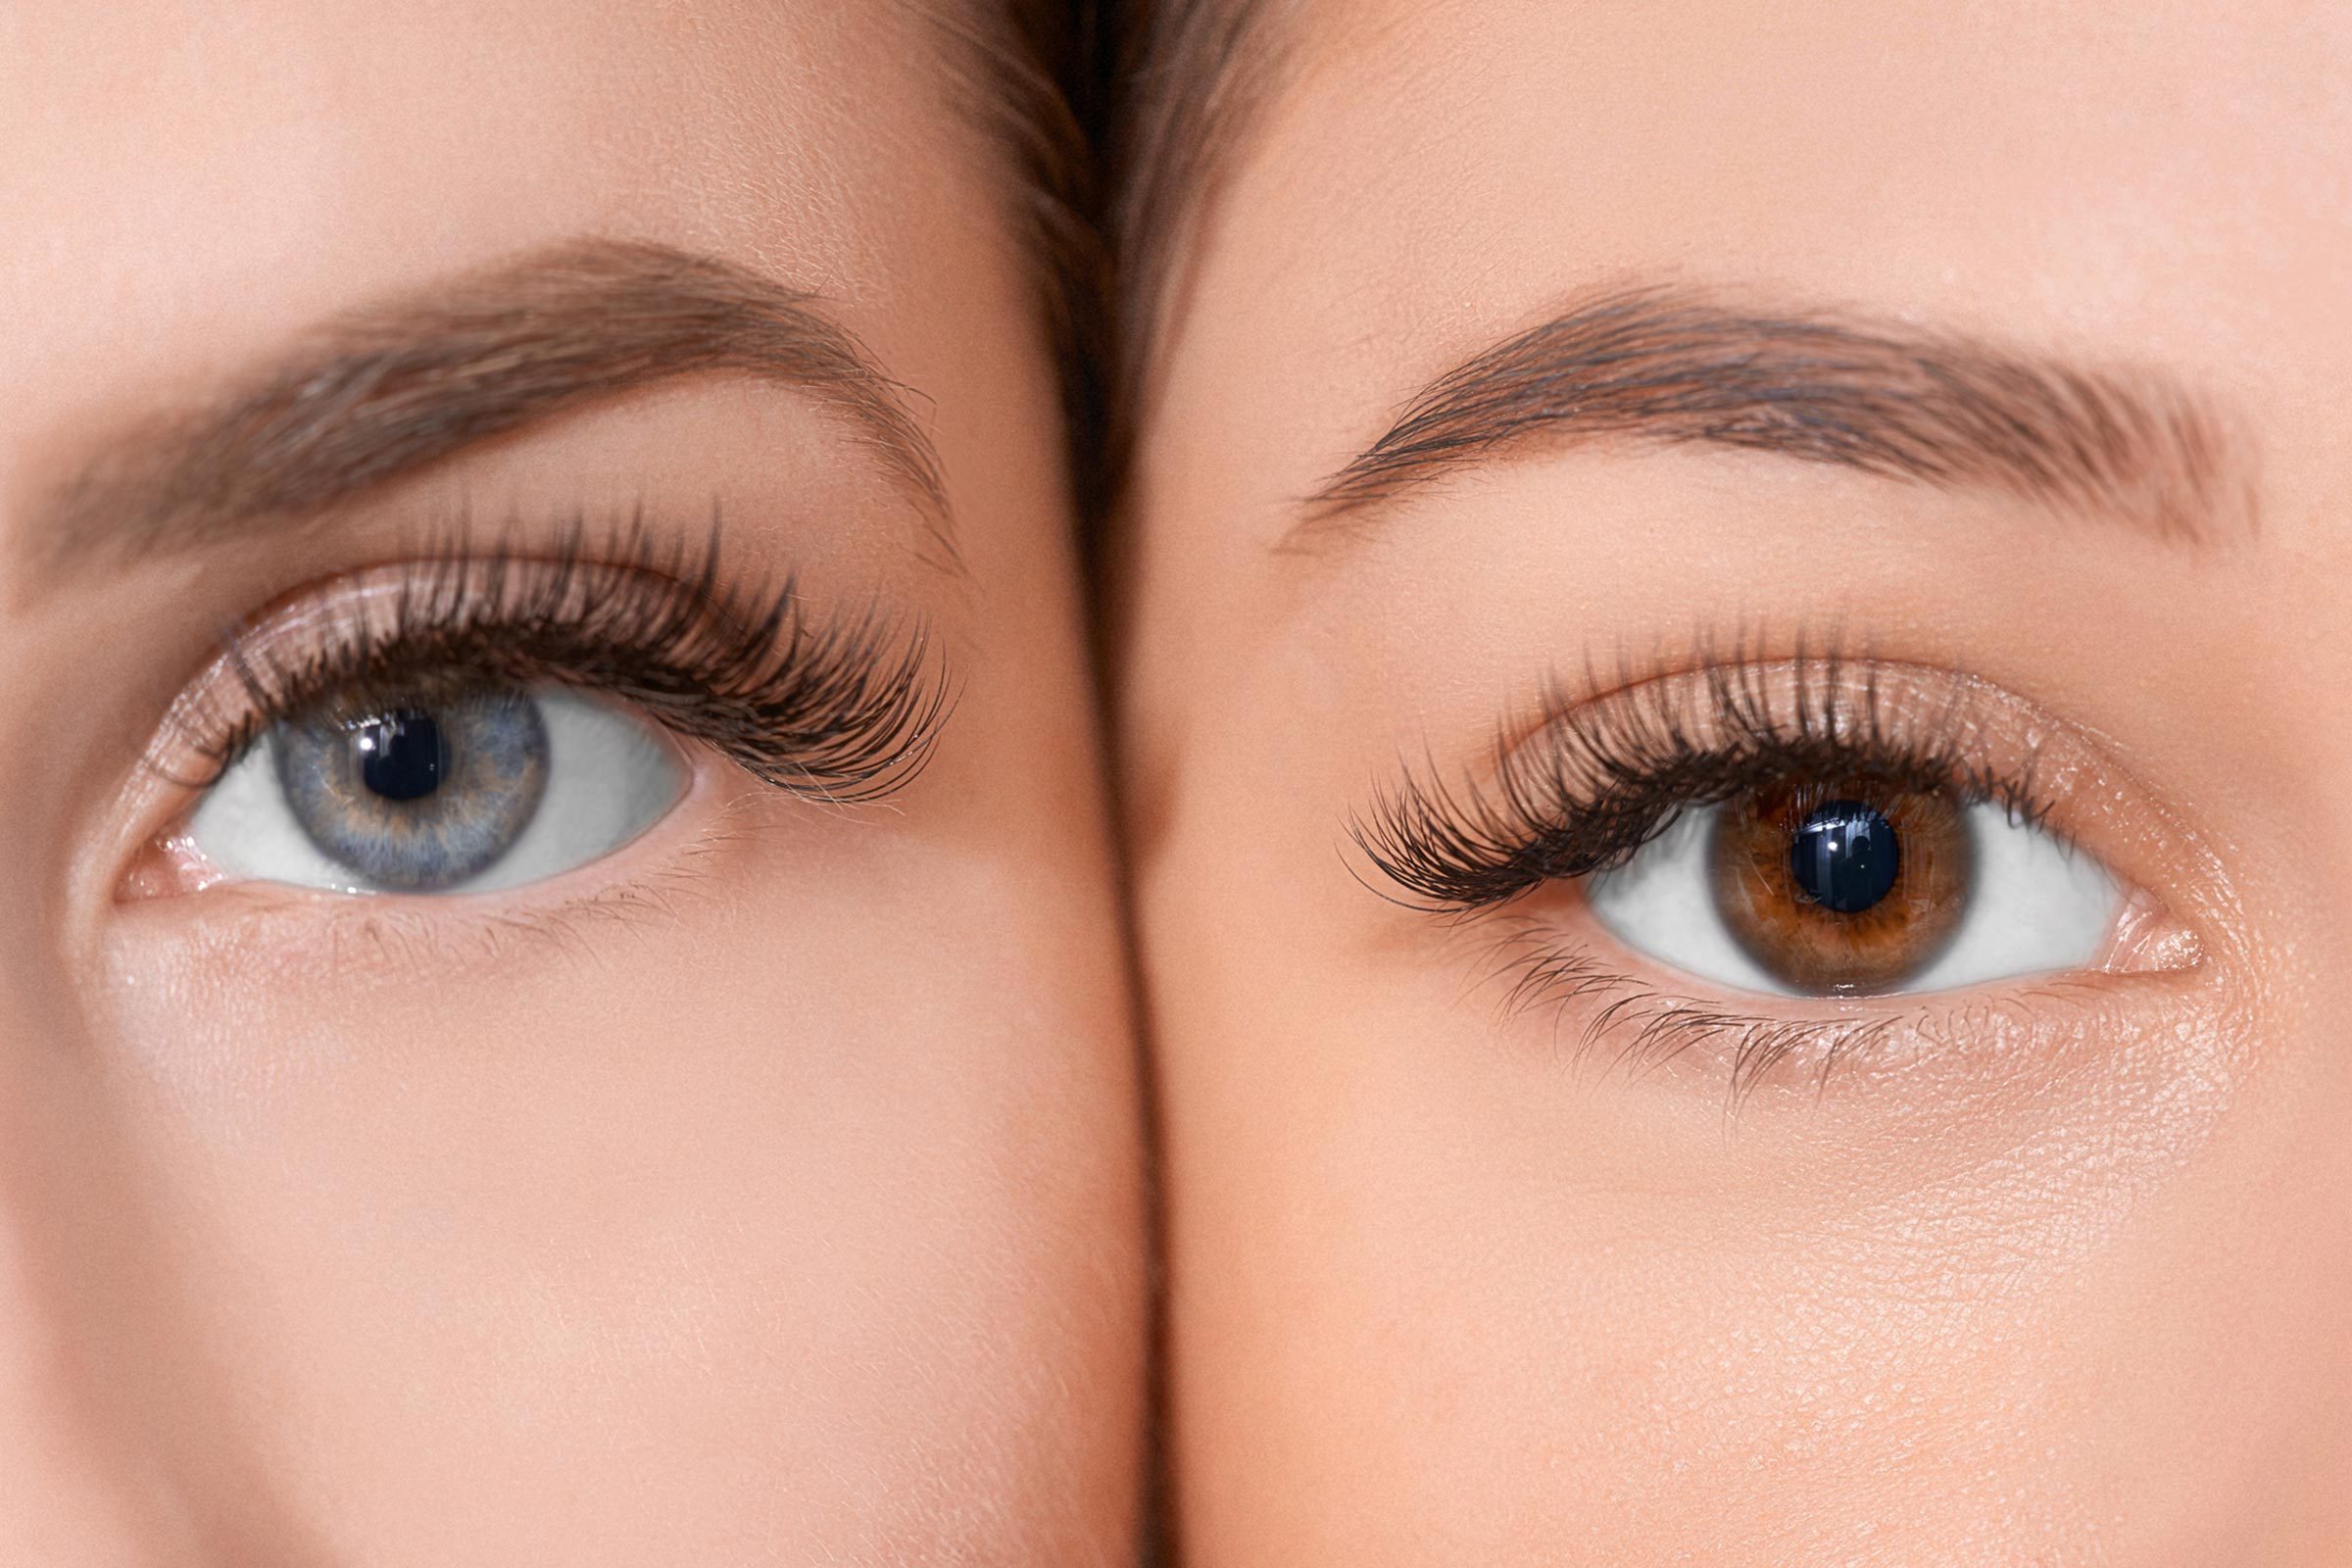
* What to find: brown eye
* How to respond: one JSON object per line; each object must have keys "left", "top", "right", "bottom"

{"left": 1709, "top": 780, "right": 1974, "bottom": 994}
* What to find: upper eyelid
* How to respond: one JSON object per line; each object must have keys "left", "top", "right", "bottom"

{"left": 144, "top": 528, "right": 950, "bottom": 805}
{"left": 1492, "top": 657, "right": 2046, "bottom": 808}
{"left": 1352, "top": 654, "right": 2146, "bottom": 913}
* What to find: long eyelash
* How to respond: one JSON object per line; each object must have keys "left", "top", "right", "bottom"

{"left": 1354, "top": 637, "right": 2048, "bottom": 912}
{"left": 160, "top": 511, "right": 949, "bottom": 802}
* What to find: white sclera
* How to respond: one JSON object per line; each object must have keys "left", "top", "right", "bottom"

{"left": 183, "top": 690, "right": 687, "bottom": 896}
{"left": 1583, "top": 801, "right": 2119, "bottom": 998}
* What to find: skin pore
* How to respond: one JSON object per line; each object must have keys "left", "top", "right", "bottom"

{"left": 1116, "top": 1, "right": 2352, "bottom": 1562}
{"left": 1, "top": 2, "right": 1141, "bottom": 1561}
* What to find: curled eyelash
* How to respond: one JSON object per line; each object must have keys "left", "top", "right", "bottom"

{"left": 155, "top": 512, "right": 949, "bottom": 803}
{"left": 1354, "top": 641, "right": 2048, "bottom": 913}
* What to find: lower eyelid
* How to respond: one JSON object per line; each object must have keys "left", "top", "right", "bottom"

{"left": 1467, "top": 892, "right": 2214, "bottom": 1103}
{"left": 1468, "top": 910, "right": 1913, "bottom": 1097}
{"left": 105, "top": 820, "right": 739, "bottom": 988}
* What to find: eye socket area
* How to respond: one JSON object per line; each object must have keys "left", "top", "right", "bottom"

{"left": 1354, "top": 656, "right": 2213, "bottom": 1018}
{"left": 111, "top": 537, "right": 951, "bottom": 906}
{"left": 140, "top": 684, "right": 689, "bottom": 900}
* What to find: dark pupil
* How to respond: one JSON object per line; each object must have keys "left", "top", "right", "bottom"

{"left": 1788, "top": 799, "right": 1900, "bottom": 914}
{"left": 354, "top": 710, "right": 450, "bottom": 803}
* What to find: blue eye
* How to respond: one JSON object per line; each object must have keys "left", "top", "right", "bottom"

{"left": 186, "top": 687, "right": 685, "bottom": 895}
{"left": 272, "top": 695, "right": 552, "bottom": 891}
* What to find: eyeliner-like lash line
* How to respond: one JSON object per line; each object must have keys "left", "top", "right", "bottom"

{"left": 152, "top": 510, "right": 950, "bottom": 805}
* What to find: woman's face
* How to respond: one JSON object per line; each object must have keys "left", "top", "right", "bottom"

{"left": 1121, "top": 0, "right": 2352, "bottom": 1559}
{"left": 1, "top": 1, "right": 1140, "bottom": 1559}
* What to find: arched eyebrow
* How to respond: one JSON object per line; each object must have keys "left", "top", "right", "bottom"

{"left": 1297, "top": 284, "right": 2244, "bottom": 547}
{"left": 31, "top": 238, "right": 955, "bottom": 577}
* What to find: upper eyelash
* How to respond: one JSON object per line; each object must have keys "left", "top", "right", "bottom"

{"left": 155, "top": 512, "right": 950, "bottom": 803}
{"left": 1353, "top": 642, "right": 2050, "bottom": 912}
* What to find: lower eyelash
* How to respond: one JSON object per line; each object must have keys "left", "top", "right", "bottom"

{"left": 153, "top": 510, "right": 950, "bottom": 802}
{"left": 1479, "top": 919, "right": 1910, "bottom": 1102}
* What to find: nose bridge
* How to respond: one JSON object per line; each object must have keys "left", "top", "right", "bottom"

{"left": 0, "top": 922, "right": 193, "bottom": 1561}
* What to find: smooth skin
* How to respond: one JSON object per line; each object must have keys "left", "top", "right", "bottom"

{"left": 0, "top": 2, "right": 1142, "bottom": 1561}
{"left": 1118, "top": 2, "right": 2352, "bottom": 1561}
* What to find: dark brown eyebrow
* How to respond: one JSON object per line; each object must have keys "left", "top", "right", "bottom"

{"left": 35, "top": 238, "right": 953, "bottom": 575}
{"left": 1300, "top": 285, "right": 2242, "bottom": 545}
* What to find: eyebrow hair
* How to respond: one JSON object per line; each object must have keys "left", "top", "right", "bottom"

{"left": 36, "top": 238, "right": 954, "bottom": 575}
{"left": 1300, "top": 285, "right": 2241, "bottom": 545}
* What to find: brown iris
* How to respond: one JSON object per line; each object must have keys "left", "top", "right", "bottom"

{"left": 1709, "top": 778, "right": 1973, "bottom": 993}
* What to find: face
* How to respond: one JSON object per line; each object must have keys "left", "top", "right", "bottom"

{"left": 0, "top": 2, "right": 1140, "bottom": 1559}
{"left": 1119, "top": 1, "right": 2352, "bottom": 1559}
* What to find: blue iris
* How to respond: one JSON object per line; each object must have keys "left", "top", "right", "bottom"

{"left": 274, "top": 691, "right": 550, "bottom": 890}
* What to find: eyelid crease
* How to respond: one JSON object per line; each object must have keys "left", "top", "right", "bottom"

{"left": 146, "top": 510, "right": 952, "bottom": 807}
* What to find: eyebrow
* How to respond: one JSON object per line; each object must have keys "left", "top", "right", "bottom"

{"left": 1298, "top": 285, "right": 2241, "bottom": 545}
{"left": 34, "top": 238, "right": 954, "bottom": 575}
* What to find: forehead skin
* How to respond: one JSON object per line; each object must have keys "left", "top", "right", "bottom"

{"left": 1123, "top": 1, "right": 2352, "bottom": 1562}
{"left": 0, "top": 0, "right": 1023, "bottom": 549}
{"left": 1135, "top": 0, "right": 2350, "bottom": 569}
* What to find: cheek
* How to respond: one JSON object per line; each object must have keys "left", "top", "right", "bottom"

{"left": 1157, "top": 881, "right": 2263, "bottom": 1557}
{"left": 78, "top": 850, "right": 1144, "bottom": 1557}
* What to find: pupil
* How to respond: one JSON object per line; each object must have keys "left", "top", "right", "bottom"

{"left": 1788, "top": 799, "right": 1900, "bottom": 914}
{"left": 355, "top": 710, "right": 450, "bottom": 802}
